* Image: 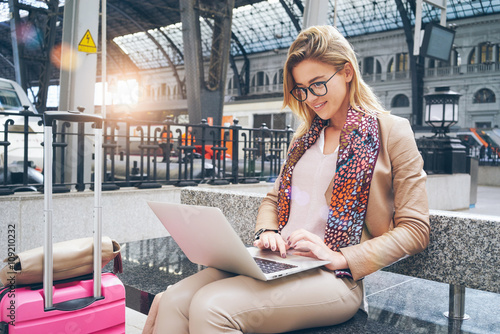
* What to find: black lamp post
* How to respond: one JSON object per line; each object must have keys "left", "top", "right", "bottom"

{"left": 424, "top": 87, "right": 461, "bottom": 136}
{"left": 417, "top": 87, "right": 466, "bottom": 174}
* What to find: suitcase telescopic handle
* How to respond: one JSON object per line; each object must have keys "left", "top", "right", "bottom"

{"left": 43, "top": 111, "right": 104, "bottom": 310}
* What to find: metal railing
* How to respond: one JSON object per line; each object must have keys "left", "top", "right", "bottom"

{"left": 6, "top": 110, "right": 495, "bottom": 195}
{"left": 0, "top": 110, "right": 44, "bottom": 194}
{"left": 0, "top": 111, "right": 294, "bottom": 195}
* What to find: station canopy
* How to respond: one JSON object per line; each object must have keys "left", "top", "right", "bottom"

{"left": 0, "top": 0, "right": 500, "bottom": 75}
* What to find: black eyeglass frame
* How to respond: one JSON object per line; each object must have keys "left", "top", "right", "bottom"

{"left": 290, "top": 67, "right": 343, "bottom": 102}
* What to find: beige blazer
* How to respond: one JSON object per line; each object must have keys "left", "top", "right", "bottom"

{"left": 255, "top": 113, "right": 430, "bottom": 281}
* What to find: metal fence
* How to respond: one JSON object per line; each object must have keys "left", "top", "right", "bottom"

{"left": 416, "top": 135, "right": 499, "bottom": 175}
{"left": 0, "top": 111, "right": 294, "bottom": 195}
{"left": 4, "top": 110, "right": 498, "bottom": 196}
{"left": 465, "top": 144, "right": 500, "bottom": 166}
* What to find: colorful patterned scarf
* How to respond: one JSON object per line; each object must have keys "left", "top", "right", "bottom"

{"left": 277, "top": 107, "right": 380, "bottom": 277}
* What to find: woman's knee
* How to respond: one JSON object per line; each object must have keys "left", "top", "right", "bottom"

{"left": 189, "top": 285, "right": 224, "bottom": 316}
{"left": 157, "top": 283, "right": 193, "bottom": 317}
{"left": 188, "top": 284, "right": 239, "bottom": 331}
{"left": 159, "top": 268, "right": 230, "bottom": 314}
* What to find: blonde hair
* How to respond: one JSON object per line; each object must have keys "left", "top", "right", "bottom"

{"left": 283, "top": 25, "right": 389, "bottom": 137}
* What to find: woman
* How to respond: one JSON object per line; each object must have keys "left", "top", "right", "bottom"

{"left": 144, "top": 25, "right": 429, "bottom": 334}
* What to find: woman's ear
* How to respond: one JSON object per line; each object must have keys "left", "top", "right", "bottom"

{"left": 343, "top": 62, "right": 354, "bottom": 83}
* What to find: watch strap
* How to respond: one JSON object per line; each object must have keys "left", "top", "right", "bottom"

{"left": 254, "top": 228, "right": 278, "bottom": 240}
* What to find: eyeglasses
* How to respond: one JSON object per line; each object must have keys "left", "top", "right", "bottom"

{"left": 290, "top": 67, "right": 343, "bottom": 102}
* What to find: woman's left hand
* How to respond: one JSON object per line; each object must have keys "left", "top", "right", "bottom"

{"left": 287, "top": 229, "right": 348, "bottom": 271}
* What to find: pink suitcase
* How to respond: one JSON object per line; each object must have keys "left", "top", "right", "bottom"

{"left": 0, "top": 111, "right": 125, "bottom": 333}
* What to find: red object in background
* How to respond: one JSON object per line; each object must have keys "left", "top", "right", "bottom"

{"left": 193, "top": 116, "right": 234, "bottom": 160}
{"left": 195, "top": 145, "right": 231, "bottom": 160}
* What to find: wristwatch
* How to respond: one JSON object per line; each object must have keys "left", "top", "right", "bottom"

{"left": 254, "top": 228, "right": 278, "bottom": 240}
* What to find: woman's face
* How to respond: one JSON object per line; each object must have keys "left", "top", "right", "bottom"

{"left": 291, "top": 59, "right": 352, "bottom": 126}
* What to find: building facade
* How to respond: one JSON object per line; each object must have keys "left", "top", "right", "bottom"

{"left": 122, "top": 14, "right": 500, "bottom": 131}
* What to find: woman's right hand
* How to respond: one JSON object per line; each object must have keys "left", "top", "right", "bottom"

{"left": 253, "top": 231, "right": 289, "bottom": 258}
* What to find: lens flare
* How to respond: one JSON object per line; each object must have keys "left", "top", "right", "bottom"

{"left": 17, "top": 22, "right": 41, "bottom": 50}
{"left": 50, "top": 42, "right": 82, "bottom": 71}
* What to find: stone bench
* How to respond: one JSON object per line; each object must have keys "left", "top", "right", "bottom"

{"left": 179, "top": 186, "right": 500, "bottom": 331}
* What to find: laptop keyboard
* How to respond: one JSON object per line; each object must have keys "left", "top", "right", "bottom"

{"left": 253, "top": 257, "right": 298, "bottom": 274}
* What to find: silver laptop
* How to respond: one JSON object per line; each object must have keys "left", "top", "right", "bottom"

{"left": 147, "top": 201, "right": 330, "bottom": 281}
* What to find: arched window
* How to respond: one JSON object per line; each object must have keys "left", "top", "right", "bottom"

{"left": 479, "top": 42, "right": 493, "bottom": 63}
{"left": 396, "top": 53, "right": 408, "bottom": 72}
{"left": 387, "top": 58, "right": 394, "bottom": 73}
{"left": 273, "top": 69, "right": 283, "bottom": 85}
{"left": 364, "top": 58, "right": 381, "bottom": 78}
{"left": 251, "top": 71, "right": 269, "bottom": 87}
{"left": 438, "top": 59, "right": 449, "bottom": 67}
{"left": 429, "top": 59, "right": 450, "bottom": 68}
{"left": 473, "top": 88, "right": 496, "bottom": 103}
{"left": 468, "top": 49, "right": 475, "bottom": 65}
{"left": 363, "top": 57, "right": 374, "bottom": 75}
{"left": 469, "top": 43, "right": 495, "bottom": 65}
{"left": 391, "top": 94, "right": 410, "bottom": 108}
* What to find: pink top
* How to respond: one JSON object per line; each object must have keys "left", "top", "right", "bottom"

{"left": 281, "top": 128, "right": 338, "bottom": 240}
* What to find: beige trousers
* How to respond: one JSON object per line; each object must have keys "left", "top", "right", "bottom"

{"left": 143, "top": 267, "right": 363, "bottom": 334}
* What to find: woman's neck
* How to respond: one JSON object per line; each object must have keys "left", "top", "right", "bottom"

{"left": 328, "top": 107, "right": 349, "bottom": 131}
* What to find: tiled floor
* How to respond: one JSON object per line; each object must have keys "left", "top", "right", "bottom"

{"left": 458, "top": 185, "right": 500, "bottom": 217}
{"left": 363, "top": 271, "right": 500, "bottom": 334}
{"left": 124, "top": 185, "right": 500, "bottom": 334}
{"left": 126, "top": 307, "right": 147, "bottom": 334}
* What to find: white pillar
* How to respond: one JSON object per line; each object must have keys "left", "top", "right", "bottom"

{"left": 58, "top": 0, "right": 100, "bottom": 187}
{"left": 59, "top": 0, "right": 99, "bottom": 113}
{"left": 302, "top": 0, "right": 329, "bottom": 29}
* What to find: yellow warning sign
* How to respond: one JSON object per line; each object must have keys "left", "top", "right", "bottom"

{"left": 78, "top": 30, "right": 97, "bottom": 53}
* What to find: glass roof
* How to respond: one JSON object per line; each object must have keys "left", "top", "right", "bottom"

{"left": 230, "top": 1, "right": 300, "bottom": 54}
{"left": 113, "top": 0, "right": 500, "bottom": 70}
{"left": 2, "top": 0, "right": 499, "bottom": 71}
{"left": 0, "top": 0, "right": 65, "bottom": 22}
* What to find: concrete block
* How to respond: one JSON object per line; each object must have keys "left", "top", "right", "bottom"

{"left": 426, "top": 173, "right": 471, "bottom": 211}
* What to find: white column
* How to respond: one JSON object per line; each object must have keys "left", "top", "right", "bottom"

{"left": 59, "top": 0, "right": 99, "bottom": 113}
{"left": 302, "top": 0, "right": 329, "bottom": 28}
{"left": 58, "top": 0, "right": 100, "bottom": 186}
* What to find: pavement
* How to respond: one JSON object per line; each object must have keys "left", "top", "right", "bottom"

{"left": 124, "top": 185, "right": 500, "bottom": 334}
{"left": 126, "top": 307, "right": 147, "bottom": 334}
{"left": 457, "top": 185, "right": 500, "bottom": 217}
